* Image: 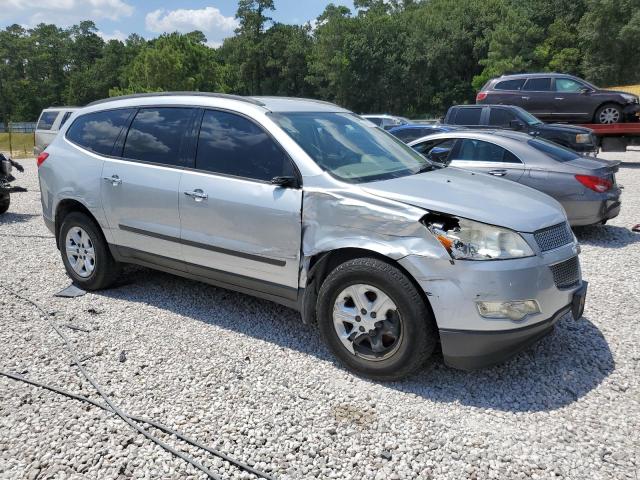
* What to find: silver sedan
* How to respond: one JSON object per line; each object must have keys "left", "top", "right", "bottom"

{"left": 409, "top": 130, "right": 622, "bottom": 226}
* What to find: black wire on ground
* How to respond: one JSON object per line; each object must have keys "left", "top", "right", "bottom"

{"left": 0, "top": 371, "right": 275, "bottom": 480}
{"left": 0, "top": 284, "right": 275, "bottom": 480}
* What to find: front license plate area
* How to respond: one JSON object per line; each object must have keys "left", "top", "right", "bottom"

{"left": 571, "top": 281, "right": 588, "bottom": 320}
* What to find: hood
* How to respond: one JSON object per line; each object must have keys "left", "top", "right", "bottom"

{"left": 603, "top": 90, "right": 638, "bottom": 100}
{"left": 361, "top": 167, "right": 566, "bottom": 233}
{"left": 541, "top": 123, "right": 593, "bottom": 134}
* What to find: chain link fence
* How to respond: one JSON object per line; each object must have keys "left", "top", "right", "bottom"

{"left": 0, "top": 123, "right": 36, "bottom": 158}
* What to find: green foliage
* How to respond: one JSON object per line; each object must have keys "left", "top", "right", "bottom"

{"left": 1, "top": 0, "right": 638, "bottom": 121}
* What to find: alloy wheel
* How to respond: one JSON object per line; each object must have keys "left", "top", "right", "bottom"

{"left": 65, "top": 226, "right": 96, "bottom": 278}
{"left": 599, "top": 107, "right": 620, "bottom": 124}
{"left": 332, "top": 283, "right": 403, "bottom": 361}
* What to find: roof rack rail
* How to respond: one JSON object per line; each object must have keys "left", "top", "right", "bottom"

{"left": 251, "top": 95, "right": 338, "bottom": 107}
{"left": 86, "top": 92, "right": 265, "bottom": 107}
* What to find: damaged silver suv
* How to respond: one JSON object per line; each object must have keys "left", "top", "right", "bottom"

{"left": 38, "top": 93, "right": 587, "bottom": 380}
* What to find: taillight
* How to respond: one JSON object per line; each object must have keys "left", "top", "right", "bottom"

{"left": 37, "top": 152, "right": 49, "bottom": 168}
{"left": 476, "top": 91, "right": 488, "bottom": 102}
{"left": 575, "top": 174, "right": 612, "bottom": 193}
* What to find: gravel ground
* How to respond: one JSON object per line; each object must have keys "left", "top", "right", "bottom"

{"left": 1, "top": 150, "right": 639, "bottom": 480}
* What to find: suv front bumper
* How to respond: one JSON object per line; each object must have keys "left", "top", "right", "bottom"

{"left": 398, "top": 241, "right": 583, "bottom": 370}
{"left": 440, "top": 281, "right": 586, "bottom": 370}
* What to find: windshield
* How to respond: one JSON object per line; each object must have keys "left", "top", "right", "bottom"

{"left": 528, "top": 138, "right": 581, "bottom": 162}
{"left": 514, "top": 106, "right": 543, "bottom": 126}
{"left": 270, "top": 112, "right": 432, "bottom": 183}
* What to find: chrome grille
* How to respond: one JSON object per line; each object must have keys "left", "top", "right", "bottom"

{"left": 549, "top": 256, "right": 580, "bottom": 289}
{"left": 534, "top": 222, "right": 573, "bottom": 252}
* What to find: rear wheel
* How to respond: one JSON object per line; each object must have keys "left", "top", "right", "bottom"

{"left": 58, "top": 212, "right": 120, "bottom": 290}
{"left": 595, "top": 104, "right": 623, "bottom": 124}
{"left": 0, "top": 193, "right": 9, "bottom": 215}
{"left": 317, "top": 257, "right": 436, "bottom": 381}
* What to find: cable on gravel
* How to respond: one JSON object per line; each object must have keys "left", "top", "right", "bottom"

{"left": 0, "top": 284, "right": 276, "bottom": 480}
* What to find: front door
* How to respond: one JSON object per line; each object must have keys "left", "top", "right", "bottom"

{"left": 179, "top": 109, "right": 302, "bottom": 300}
{"left": 101, "top": 107, "right": 198, "bottom": 261}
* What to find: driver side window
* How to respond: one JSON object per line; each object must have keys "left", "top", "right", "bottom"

{"left": 413, "top": 138, "right": 457, "bottom": 164}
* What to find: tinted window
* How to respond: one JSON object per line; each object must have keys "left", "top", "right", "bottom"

{"left": 453, "top": 139, "right": 521, "bottom": 163}
{"left": 366, "top": 117, "right": 383, "bottom": 126}
{"left": 556, "top": 78, "right": 586, "bottom": 92}
{"left": 393, "top": 127, "right": 440, "bottom": 143}
{"left": 488, "top": 108, "right": 517, "bottom": 127}
{"left": 60, "top": 111, "right": 73, "bottom": 127}
{"left": 523, "top": 78, "right": 552, "bottom": 91}
{"left": 196, "top": 110, "right": 294, "bottom": 181}
{"left": 67, "top": 109, "right": 134, "bottom": 155}
{"left": 452, "top": 108, "right": 482, "bottom": 125}
{"left": 494, "top": 79, "right": 525, "bottom": 91}
{"left": 37, "top": 111, "right": 59, "bottom": 131}
{"left": 123, "top": 108, "right": 195, "bottom": 166}
{"left": 528, "top": 139, "right": 580, "bottom": 162}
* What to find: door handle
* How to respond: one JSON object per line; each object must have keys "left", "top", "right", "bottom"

{"left": 184, "top": 189, "right": 208, "bottom": 201}
{"left": 521, "top": 96, "right": 530, "bottom": 100}
{"left": 103, "top": 175, "right": 122, "bottom": 186}
{"left": 488, "top": 169, "right": 508, "bottom": 177}
{"left": 554, "top": 97, "right": 564, "bottom": 100}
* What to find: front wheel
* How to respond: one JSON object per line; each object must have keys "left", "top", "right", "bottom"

{"left": 595, "top": 104, "right": 623, "bottom": 124}
{"left": 317, "top": 257, "right": 436, "bottom": 381}
{"left": 0, "top": 193, "right": 9, "bottom": 215}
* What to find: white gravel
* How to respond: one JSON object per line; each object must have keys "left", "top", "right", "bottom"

{"left": 1, "top": 150, "right": 639, "bottom": 480}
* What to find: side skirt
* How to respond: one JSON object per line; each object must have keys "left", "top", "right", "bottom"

{"left": 110, "top": 245, "right": 302, "bottom": 311}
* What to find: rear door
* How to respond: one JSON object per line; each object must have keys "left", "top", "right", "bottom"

{"left": 488, "top": 78, "right": 527, "bottom": 107}
{"left": 179, "top": 109, "right": 302, "bottom": 299}
{"left": 520, "top": 77, "right": 555, "bottom": 119}
{"left": 101, "top": 106, "right": 198, "bottom": 262}
{"left": 448, "top": 138, "right": 526, "bottom": 182}
{"left": 449, "top": 106, "right": 484, "bottom": 127}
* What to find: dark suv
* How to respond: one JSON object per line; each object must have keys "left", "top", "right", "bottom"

{"left": 477, "top": 73, "right": 640, "bottom": 124}
{"left": 443, "top": 104, "right": 597, "bottom": 153}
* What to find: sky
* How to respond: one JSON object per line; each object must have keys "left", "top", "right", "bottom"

{"left": 0, "top": 0, "right": 355, "bottom": 47}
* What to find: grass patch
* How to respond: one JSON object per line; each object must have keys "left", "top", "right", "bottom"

{"left": 0, "top": 133, "right": 34, "bottom": 158}
{"left": 608, "top": 85, "right": 640, "bottom": 96}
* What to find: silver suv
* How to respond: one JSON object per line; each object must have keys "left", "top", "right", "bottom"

{"left": 37, "top": 93, "right": 587, "bottom": 380}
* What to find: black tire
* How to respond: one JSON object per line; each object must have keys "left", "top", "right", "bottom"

{"left": 594, "top": 103, "right": 623, "bottom": 124}
{"left": 58, "top": 211, "right": 120, "bottom": 290}
{"left": 0, "top": 194, "right": 9, "bottom": 215}
{"left": 316, "top": 257, "right": 436, "bottom": 381}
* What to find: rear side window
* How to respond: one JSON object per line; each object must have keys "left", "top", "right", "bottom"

{"left": 123, "top": 108, "right": 195, "bottom": 166}
{"left": 522, "top": 78, "right": 552, "bottom": 91}
{"left": 494, "top": 79, "right": 525, "bottom": 91}
{"left": 366, "top": 117, "right": 383, "bottom": 126}
{"left": 528, "top": 139, "right": 580, "bottom": 162}
{"left": 453, "top": 139, "right": 521, "bottom": 163}
{"left": 452, "top": 108, "right": 482, "bottom": 125}
{"left": 37, "top": 111, "right": 60, "bottom": 131}
{"left": 59, "top": 111, "right": 73, "bottom": 127}
{"left": 488, "top": 108, "right": 517, "bottom": 127}
{"left": 66, "top": 109, "right": 135, "bottom": 155}
{"left": 196, "top": 110, "right": 294, "bottom": 181}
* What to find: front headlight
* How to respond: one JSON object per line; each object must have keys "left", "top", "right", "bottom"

{"left": 575, "top": 133, "right": 591, "bottom": 144}
{"left": 621, "top": 93, "right": 638, "bottom": 104}
{"left": 425, "top": 216, "right": 534, "bottom": 260}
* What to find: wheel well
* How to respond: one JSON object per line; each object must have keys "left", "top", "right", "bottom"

{"left": 54, "top": 199, "right": 99, "bottom": 249}
{"left": 302, "top": 247, "right": 436, "bottom": 327}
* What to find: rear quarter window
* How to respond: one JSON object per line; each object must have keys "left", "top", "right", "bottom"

{"left": 66, "top": 108, "right": 135, "bottom": 156}
{"left": 37, "top": 111, "right": 60, "bottom": 131}
{"left": 527, "top": 139, "right": 580, "bottom": 162}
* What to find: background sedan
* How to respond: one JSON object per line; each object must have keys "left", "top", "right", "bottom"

{"left": 409, "top": 130, "right": 622, "bottom": 226}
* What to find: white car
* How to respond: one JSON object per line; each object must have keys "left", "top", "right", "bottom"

{"left": 34, "top": 107, "right": 78, "bottom": 156}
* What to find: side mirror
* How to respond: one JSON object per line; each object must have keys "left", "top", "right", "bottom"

{"left": 509, "top": 119, "right": 526, "bottom": 130}
{"left": 580, "top": 87, "right": 592, "bottom": 95}
{"left": 271, "top": 176, "right": 299, "bottom": 188}
{"left": 429, "top": 147, "right": 452, "bottom": 164}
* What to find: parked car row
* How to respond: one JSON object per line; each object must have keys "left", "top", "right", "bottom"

{"left": 37, "top": 92, "right": 588, "bottom": 380}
